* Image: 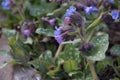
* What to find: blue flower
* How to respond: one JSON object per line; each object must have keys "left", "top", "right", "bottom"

{"left": 111, "top": 10, "right": 119, "bottom": 20}
{"left": 84, "top": 6, "right": 98, "bottom": 15}
{"left": 64, "top": 6, "right": 76, "bottom": 17}
{"left": 106, "top": 0, "right": 114, "bottom": 3}
{"left": 54, "top": 28, "right": 63, "bottom": 44}
{"left": 1, "top": 0, "right": 11, "bottom": 10}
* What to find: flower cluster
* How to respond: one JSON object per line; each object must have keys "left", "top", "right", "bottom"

{"left": 64, "top": 6, "right": 76, "bottom": 25}
{"left": 64, "top": 6, "right": 76, "bottom": 17}
{"left": 54, "top": 28, "right": 63, "bottom": 44}
{"left": 1, "top": 0, "right": 11, "bottom": 10}
{"left": 54, "top": 6, "right": 77, "bottom": 43}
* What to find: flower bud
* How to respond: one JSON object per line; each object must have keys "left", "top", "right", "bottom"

{"left": 70, "top": 11, "right": 83, "bottom": 27}
{"left": 26, "top": 21, "right": 36, "bottom": 33}
{"left": 103, "top": 0, "right": 117, "bottom": 9}
{"left": 79, "top": 42, "right": 94, "bottom": 53}
{"left": 74, "top": 2, "right": 85, "bottom": 11}
{"left": 59, "top": 25, "right": 74, "bottom": 32}
{"left": 84, "top": 0, "right": 97, "bottom": 6}
{"left": 48, "top": 18, "right": 56, "bottom": 26}
{"left": 23, "top": 29, "right": 31, "bottom": 37}
{"left": 64, "top": 17, "right": 71, "bottom": 24}
{"left": 102, "top": 13, "right": 114, "bottom": 24}
{"left": 13, "top": 24, "right": 20, "bottom": 31}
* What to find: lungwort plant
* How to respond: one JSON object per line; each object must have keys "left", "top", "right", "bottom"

{"left": 1, "top": 0, "right": 120, "bottom": 80}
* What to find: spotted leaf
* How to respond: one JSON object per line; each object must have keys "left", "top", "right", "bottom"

{"left": 86, "top": 33, "right": 109, "bottom": 61}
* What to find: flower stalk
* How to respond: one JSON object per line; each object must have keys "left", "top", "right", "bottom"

{"left": 88, "top": 60, "right": 99, "bottom": 80}
{"left": 54, "top": 44, "right": 63, "bottom": 60}
{"left": 83, "top": 13, "right": 104, "bottom": 80}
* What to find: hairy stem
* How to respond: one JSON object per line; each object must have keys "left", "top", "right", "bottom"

{"left": 88, "top": 60, "right": 99, "bottom": 80}
{"left": 54, "top": 44, "right": 63, "bottom": 60}
{"left": 85, "top": 14, "right": 103, "bottom": 79}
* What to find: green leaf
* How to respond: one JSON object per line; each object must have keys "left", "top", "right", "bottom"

{"left": 2, "top": 28, "right": 16, "bottom": 38}
{"left": 83, "top": 75, "right": 93, "bottom": 80}
{"left": 86, "top": 33, "right": 109, "bottom": 61}
{"left": 29, "top": 58, "right": 48, "bottom": 74}
{"left": 24, "top": 37, "right": 33, "bottom": 44}
{"left": 28, "top": 1, "right": 57, "bottom": 16}
{"left": 41, "top": 50, "right": 54, "bottom": 66}
{"left": 42, "top": 50, "right": 53, "bottom": 62}
{"left": 0, "top": 50, "right": 11, "bottom": 57}
{"left": 36, "top": 28, "right": 54, "bottom": 37}
{"left": 110, "top": 78, "right": 120, "bottom": 80}
{"left": 60, "top": 44, "right": 81, "bottom": 63}
{"left": 29, "top": 59, "right": 40, "bottom": 69}
{"left": 96, "top": 58, "right": 113, "bottom": 73}
{"left": 0, "top": 60, "right": 18, "bottom": 69}
{"left": 8, "top": 37, "right": 31, "bottom": 63}
{"left": 47, "top": 64, "right": 61, "bottom": 76}
{"left": 63, "top": 60, "right": 78, "bottom": 73}
{"left": 110, "top": 44, "right": 120, "bottom": 56}
{"left": 86, "top": 14, "right": 103, "bottom": 32}
{"left": 68, "top": 71, "right": 83, "bottom": 77}
{"left": 47, "top": 3, "right": 68, "bottom": 16}
{"left": 29, "top": 51, "right": 54, "bottom": 74}
{"left": 29, "top": 6, "right": 46, "bottom": 16}
{"left": 0, "top": 50, "right": 11, "bottom": 69}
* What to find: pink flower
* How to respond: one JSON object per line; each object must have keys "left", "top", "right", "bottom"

{"left": 65, "top": 17, "right": 71, "bottom": 24}
{"left": 48, "top": 18, "right": 56, "bottom": 26}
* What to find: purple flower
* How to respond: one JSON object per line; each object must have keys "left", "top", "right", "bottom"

{"left": 106, "top": 0, "right": 114, "bottom": 3}
{"left": 23, "top": 29, "right": 31, "bottom": 37}
{"left": 1, "top": 0, "right": 11, "bottom": 10}
{"left": 48, "top": 18, "right": 56, "bottom": 26}
{"left": 54, "top": 28, "right": 63, "bottom": 44}
{"left": 64, "top": 6, "right": 76, "bottom": 17}
{"left": 111, "top": 10, "right": 119, "bottom": 20}
{"left": 84, "top": 6, "right": 98, "bottom": 15}
{"left": 64, "top": 17, "right": 71, "bottom": 24}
